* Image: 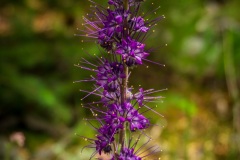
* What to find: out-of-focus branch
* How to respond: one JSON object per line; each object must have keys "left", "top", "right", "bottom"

{"left": 222, "top": 29, "right": 240, "bottom": 155}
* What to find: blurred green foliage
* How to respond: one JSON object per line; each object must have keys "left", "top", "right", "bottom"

{"left": 0, "top": 0, "right": 240, "bottom": 159}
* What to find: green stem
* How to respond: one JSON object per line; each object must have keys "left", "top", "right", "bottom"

{"left": 118, "top": 0, "right": 129, "bottom": 155}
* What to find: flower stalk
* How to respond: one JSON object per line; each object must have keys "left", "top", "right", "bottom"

{"left": 119, "top": 0, "right": 129, "bottom": 154}
{"left": 75, "top": 0, "right": 166, "bottom": 159}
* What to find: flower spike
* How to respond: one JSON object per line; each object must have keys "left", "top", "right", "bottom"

{"left": 76, "top": 0, "right": 166, "bottom": 159}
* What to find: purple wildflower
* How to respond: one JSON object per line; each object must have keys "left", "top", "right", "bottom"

{"left": 95, "top": 125, "right": 115, "bottom": 155}
{"left": 96, "top": 61, "right": 125, "bottom": 92}
{"left": 104, "top": 104, "right": 125, "bottom": 130}
{"left": 127, "top": 110, "right": 149, "bottom": 131}
{"left": 124, "top": 102, "right": 150, "bottom": 131}
{"left": 119, "top": 148, "right": 141, "bottom": 160}
{"left": 133, "top": 88, "right": 166, "bottom": 106}
{"left": 98, "top": 9, "right": 128, "bottom": 50}
{"left": 104, "top": 9, "right": 125, "bottom": 32}
{"left": 134, "top": 88, "right": 144, "bottom": 106}
{"left": 98, "top": 29, "right": 114, "bottom": 50}
{"left": 101, "top": 90, "right": 120, "bottom": 104}
{"left": 108, "top": 0, "right": 123, "bottom": 7}
{"left": 108, "top": 0, "right": 137, "bottom": 7}
{"left": 76, "top": 0, "right": 166, "bottom": 159}
{"left": 131, "top": 16, "right": 149, "bottom": 32}
{"left": 116, "top": 37, "right": 149, "bottom": 66}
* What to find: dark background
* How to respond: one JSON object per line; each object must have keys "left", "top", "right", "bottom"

{"left": 0, "top": 0, "right": 239, "bottom": 159}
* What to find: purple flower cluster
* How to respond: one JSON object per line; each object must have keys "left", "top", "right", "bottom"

{"left": 76, "top": 0, "right": 166, "bottom": 159}
{"left": 95, "top": 125, "right": 115, "bottom": 154}
{"left": 116, "top": 37, "right": 149, "bottom": 66}
{"left": 118, "top": 148, "right": 141, "bottom": 160}
{"left": 97, "top": 61, "right": 124, "bottom": 89}
{"left": 104, "top": 103, "right": 149, "bottom": 132}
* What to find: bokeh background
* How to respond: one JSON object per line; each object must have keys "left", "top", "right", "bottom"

{"left": 0, "top": 0, "right": 240, "bottom": 159}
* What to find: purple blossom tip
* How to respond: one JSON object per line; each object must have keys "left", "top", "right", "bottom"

{"left": 116, "top": 37, "right": 149, "bottom": 66}
{"left": 119, "top": 148, "right": 142, "bottom": 160}
{"left": 95, "top": 125, "right": 115, "bottom": 155}
{"left": 131, "top": 16, "right": 149, "bottom": 32}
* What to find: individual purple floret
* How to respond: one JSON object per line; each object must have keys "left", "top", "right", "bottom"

{"left": 133, "top": 88, "right": 166, "bottom": 107}
{"left": 96, "top": 61, "right": 125, "bottom": 92}
{"left": 134, "top": 88, "right": 144, "bottom": 106}
{"left": 95, "top": 125, "right": 115, "bottom": 155}
{"left": 116, "top": 37, "right": 149, "bottom": 66}
{"left": 131, "top": 16, "right": 149, "bottom": 32}
{"left": 97, "top": 8, "right": 129, "bottom": 51}
{"left": 101, "top": 90, "right": 120, "bottom": 104}
{"left": 118, "top": 148, "right": 141, "bottom": 160}
{"left": 98, "top": 29, "right": 114, "bottom": 51}
{"left": 108, "top": 0, "right": 123, "bottom": 7}
{"left": 128, "top": 110, "right": 149, "bottom": 131}
{"left": 108, "top": 0, "right": 136, "bottom": 7}
{"left": 104, "top": 105, "right": 125, "bottom": 130}
{"left": 97, "top": 102, "right": 150, "bottom": 133}
{"left": 104, "top": 9, "right": 125, "bottom": 33}
{"left": 124, "top": 102, "right": 150, "bottom": 131}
